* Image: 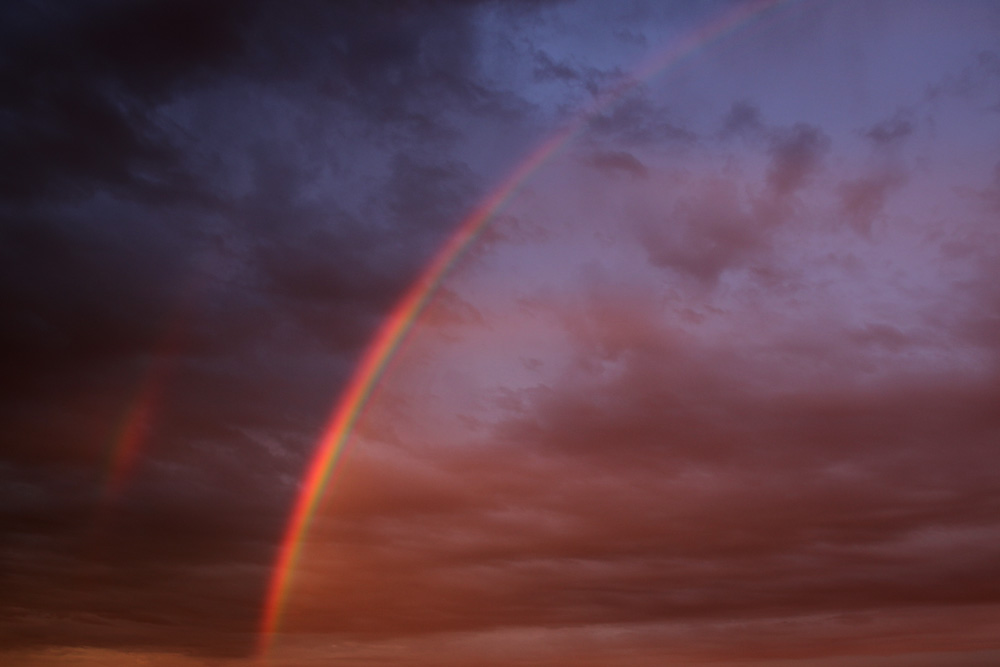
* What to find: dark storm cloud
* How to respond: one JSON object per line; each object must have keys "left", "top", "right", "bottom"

{"left": 0, "top": 0, "right": 522, "bottom": 205}
{"left": 0, "top": 0, "right": 254, "bottom": 204}
{"left": 0, "top": 0, "right": 544, "bottom": 661}
{"left": 0, "top": 0, "right": 510, "bottom": 439}
{"left": 241, "top": 150, "right": 480, "bottom": 354}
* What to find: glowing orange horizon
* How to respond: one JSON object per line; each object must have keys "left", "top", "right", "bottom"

{"left": 257, "top": 0, "right": 793, "bottom": 656}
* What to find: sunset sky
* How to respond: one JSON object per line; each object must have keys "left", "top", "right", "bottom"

{"left": 3, "top": 1, "right": 1000, "bottom": 665}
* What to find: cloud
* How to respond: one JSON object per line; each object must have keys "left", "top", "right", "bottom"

{"left": 273, "top": 277, "right": 1000, "bottom": 659}
{"left": 863, "top": 111, "right": 914, "bottom": 147}
{"left": 0, "top": 0, "right": 254, "bottom": 204}
{"left": 533, "top": 50, "right": 580, "bottom": 83}
{"left": 2, "top": 2, "right": 999, "bottom": 665}
{"left": 636, "top": 175, "right": 769, "bottom": 286}
{"left": 765, "top": 123, "right": 830, "bottom": 198}
{"left": 630, "top": 111, "right": 836, "bottom": 288}
{"left": 583, "top": 150, "right": 648, "bottom": 178}
{"left": 0, "top": 0, "right": 515, "bottom": 206}
{"left": 586, "top": 95, "right": 696, "bottom": 146}
{"left": 720, "top": 100, "right": 765, "bottom": 138}
{"left": 837, "top": 170, "right": 908, "bottom": 235}
{"left": 0, "top": 1, "right": 527, "bottom": 660}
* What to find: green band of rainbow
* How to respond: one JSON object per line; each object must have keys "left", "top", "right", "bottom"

{"left": 257, "top": 0, "right": 792, "bottom": 655}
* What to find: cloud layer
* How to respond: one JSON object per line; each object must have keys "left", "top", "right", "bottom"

{"left": 2, "top": 1, "right": 999, "bottom": 665}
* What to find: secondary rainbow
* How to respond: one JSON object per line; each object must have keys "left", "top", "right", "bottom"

{"left": 103, "top": 310, "right": 188, "bottom": 504}
{"left": 258, "top": 0, "right": 794, "bottom": 655}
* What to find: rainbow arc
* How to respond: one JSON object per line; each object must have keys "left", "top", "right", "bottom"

{"left": 257, "top": 0, "right": 795, "bottom": 656}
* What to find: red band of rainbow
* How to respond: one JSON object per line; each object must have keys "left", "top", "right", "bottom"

{"left": 257, "top": 0, "right": 793, "bottom": 655}
{"left": 103, "top": 307, "right": 189, "bottom": 504}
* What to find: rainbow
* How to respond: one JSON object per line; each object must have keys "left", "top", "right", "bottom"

{"left": 103, "top": 315, "right": 186, "bottom": 504}
{"left": 104, "top": 369, "right": 163, "bottom": 501}
{"left": 257, "top": 0, "right": 794, "bottom": 655}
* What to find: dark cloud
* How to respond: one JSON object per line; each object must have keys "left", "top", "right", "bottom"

{"left": 531, "top": 48, "right": 626, "bottom": 99}
{"left": 0, "top": 0, "right": 514, "bottom": 660}
{"left": 0, "top": 0, "right": 254, "bottom": 204}
{"left": 637, "top": 176, "right": 769, "bottom": 286}
{"left": 632, "top": 111, "right": 834, "bottom": 287}
{"left": 720, "top": 100, "right": 764, "bottom": 137}
{"left": 0, "top": 205, "right": 195, "bottom": 399}
{"left": 863, "top": 111, "right": 914, "bottom": 147}
{"left": 586, "top": 95, "right": 696, "bottom": 146}
{"left": 0, "top": 0, "right": 512, "bottom": 206}
{"left": 584, "top": 150, "right": 648, "bottom": 178}
{"left": 765, "top": 123, "right": 830, "bottom": 198}
{"left": 533, "top": 50, "right": 580, "bottom": 83}
{"left": 837, "top": 170, "right": 908, "bottom": 235}
{"left": 926, "top": 49, "right": 1000, "bottom": 103}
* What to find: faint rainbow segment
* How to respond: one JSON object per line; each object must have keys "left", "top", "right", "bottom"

{"left": 102, "top": 313, "right": 187, "bottom": 504}
{"left": 257, "top": 0, "right": 794, "bottom": 655}
{"left": 104, "top": 365, "right": 166, "bottom": 501}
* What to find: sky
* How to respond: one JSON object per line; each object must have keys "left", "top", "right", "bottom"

{"left": 2, "top": 1, "right": 1000, "bottom": 665}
